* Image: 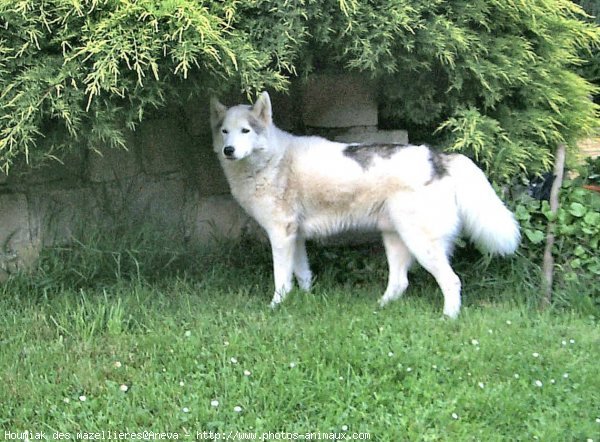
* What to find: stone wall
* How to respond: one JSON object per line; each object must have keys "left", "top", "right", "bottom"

{"left": 0, "top": 96, "right": 250, "bottom": 281}
{"left": 0, "top": 75, "right": 407, "bottom": 280}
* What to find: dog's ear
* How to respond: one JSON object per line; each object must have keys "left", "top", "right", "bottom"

{"left": 210, "top": 97, "right": 227, "bottom": 128}
{"left": 251, "top": 91, "right": 272, "bottom": 126}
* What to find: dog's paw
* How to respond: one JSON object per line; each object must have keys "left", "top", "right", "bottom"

{"left": 296, "top": 273, "right": 312, "bottom": 292}
{"left": 269, "top": 296, "right": 282, "bottom": 309}
{"left": 298, "top": 281, "right": 312, "bottom": 292}
{"left": 377, "top": 297, "right": 390, "bottom": 308}
{"left": 378, "top": 292, "right": 402, "bottom": 308}
{"left": 443, "top": 306, "right": 460, "bottom": 319}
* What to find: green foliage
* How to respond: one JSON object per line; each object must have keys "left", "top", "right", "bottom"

{"left": 574, "top": 0, "right": 600, "bottom": 88}
{"left": 515, "top": 157, "right": 600, "bottom": 302}
{"left": 0, "top": 0, "right": 599, "bottom": 181}
{"left": 437, "top": 107, "right": 535, "bottom": 181}
{"left": 0, "top": 0, "right": 291, "bottom": 171}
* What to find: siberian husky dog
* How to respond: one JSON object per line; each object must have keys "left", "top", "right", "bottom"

{"left": 210, "top": 92, "right": 520, "bottom": 318}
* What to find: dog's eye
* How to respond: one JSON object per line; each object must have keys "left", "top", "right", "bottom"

{"left": 221, "top": 129, "right": 228, "bottom": 134}
{"left": 241, "top": 128, "right": 251, "bottom": 134}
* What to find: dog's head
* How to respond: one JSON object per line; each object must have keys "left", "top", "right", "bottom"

{"left": 210, "top": 91, "right": 272, "bottom": 161}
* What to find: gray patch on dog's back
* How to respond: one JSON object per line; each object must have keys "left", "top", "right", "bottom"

{"left": 427, "top": 148, "right": 448, "bottom": 183}
{"left": 343, "top": 143, "right": 408, "bottom": 169}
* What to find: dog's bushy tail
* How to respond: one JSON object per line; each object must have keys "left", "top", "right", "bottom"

{"left": 450, "top": 155, "right": 520, "bottom": 255}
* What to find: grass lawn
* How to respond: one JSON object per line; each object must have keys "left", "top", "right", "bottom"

{"left": 1, "top": 237, "right": 598, "bottom": 440}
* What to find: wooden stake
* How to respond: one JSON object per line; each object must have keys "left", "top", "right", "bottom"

{"left": 541, "top": 143, "right": 566, "bottom": 308}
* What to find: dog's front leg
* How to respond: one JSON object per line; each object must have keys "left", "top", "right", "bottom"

{"left": 268, "top": 230, "right": 296, "bottom": 308}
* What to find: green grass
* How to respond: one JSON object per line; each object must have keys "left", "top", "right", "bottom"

{"left": 1, "top": 233, "right": 598, "bottom": 440}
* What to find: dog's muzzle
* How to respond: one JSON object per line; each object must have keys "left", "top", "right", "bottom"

{"left": 223, "top": 146, "right": 235, "bottom": 159}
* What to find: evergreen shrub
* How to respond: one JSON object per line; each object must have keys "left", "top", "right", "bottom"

{"left": 0, "top": 0, "right": 598, "bottom": 182}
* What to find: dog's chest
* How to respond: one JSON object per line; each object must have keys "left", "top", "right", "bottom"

{"left": 224, "top": 163, "right": 294, "bottom": 223}
{"left": 231, "top": 174, "right": 277, "bottom": 203}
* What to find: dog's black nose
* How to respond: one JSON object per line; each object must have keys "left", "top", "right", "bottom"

{"left": 223, "top": 146, "right": 235, "bottom": 157}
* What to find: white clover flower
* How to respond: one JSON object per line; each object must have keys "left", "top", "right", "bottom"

{"left": 569, "top": 339, "right": 575, "bottom": 344}
{"left": 341, "top": 425, "right": 349, "bottom": 431}
{"left": 532, "top": 352, "right": 540, "bottom": 358}
{"left": 234, "top": 405, "right": 243, "bottom": 413}
{"left": 243, "top": 370, "right": 251, "bottom": 377}
{"left": 114, "top": 361, "right": 122, "bottom": 368}
{"left": 179, "top": 381, "right": 185, "bottom": 387}
{"left": 388, "top": 351, "right": 394, "bottom": 357}
{"left": 471, "top": 339, "right": 479, "bottom": 346}
{"left": 289, "top": 362, "right": 296, "bottom": 368}
{"left": 182, "top": 407, "right": 190, "bottom": 413}
{"left": 184, "top": 330, "right": 191, "bottom": 337}
{"left": 224, "top": 340, "right": 230, "bottom": 346}
{"left": 210, "top": 400, "right": 219, "bottom": 407}
{"left": 79, "top": 395, "right": 87, "bottom": 402}
{"left": 452, "top": 413, "right": 459, "bottom": 420}
{"left": 230, "top": 357, "right": 238, "bottom": 364}
{"left": 563, "top": 373, "right": 569, "bottom": 379}
{"left": 406, "top": 367, "right": 412, "bottom": 372}
{"left": 562, "top": 340, "right": 567, "bottom": 346}
{"left": 535, "top": 380, "right": 543, "bottom": 387}
{"left": 506, "top": 320, "right": 512, "bottom": 325}
{"left": 119, "top": 384, "right": 128, "bottom": 392}
{"left": 478, "top": 382, "right": 485, "bottom": 389}
{"left": 514, "top": 374, "right": 520, "bottom": 379}
{"left": 63, "top": 398, "right": 70, "bottom": 404}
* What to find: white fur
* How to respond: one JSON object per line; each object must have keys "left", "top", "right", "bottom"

{"left": 210, "top": 92, "right": 520, "bottom": 318}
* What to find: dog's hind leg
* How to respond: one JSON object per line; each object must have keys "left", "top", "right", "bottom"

{"left": 268, "top": 229, "right": 297, "bottom": 308}
{"left": 293, "top": 236, "right": 312, "bottom": 291}
{"left": 399, "top": 230, "right": 461, "bottom": 318}
{"left": 379, "top": 231, "right": 413, "bottom": 307}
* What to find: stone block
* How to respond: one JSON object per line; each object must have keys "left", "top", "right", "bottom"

{"left": 0, "top": 192, "right": 40, "bottom": 274}
{"left": 194, "top": 138, "right": 230, "bottom": 197}
{"left": 138, "top": 118, "right": 190, "bottom": 175}
{"left": 270, "top": 89, "right": 302, "bottom": 131}
{"left": 185, "top": 195, "right": 250, "bottom": 244}
{"left": 88, "top": 134, "right": 140, "bottom": 183}
{"left": 102, "top": 175, "right": 187, "bottom": 231}
{"left": 134, "top": 176, "right": 186, "bottom": 227}
{"left": 334, "top": 128, "right": 409, "bottom": 145}
{"left": 0, "top": 193, "right": 31, "bottom": 252}
{"left": 8, "top": 151, "right": 84, "bottom": 185}
{"left": 183, "top": 95, "right": 212, "bottom": 138}
{"left": 28, "top": 187, "right": 103, "bottom": 246}
{"left": 302, "top": 74, "right": 378, "bottom": 128}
